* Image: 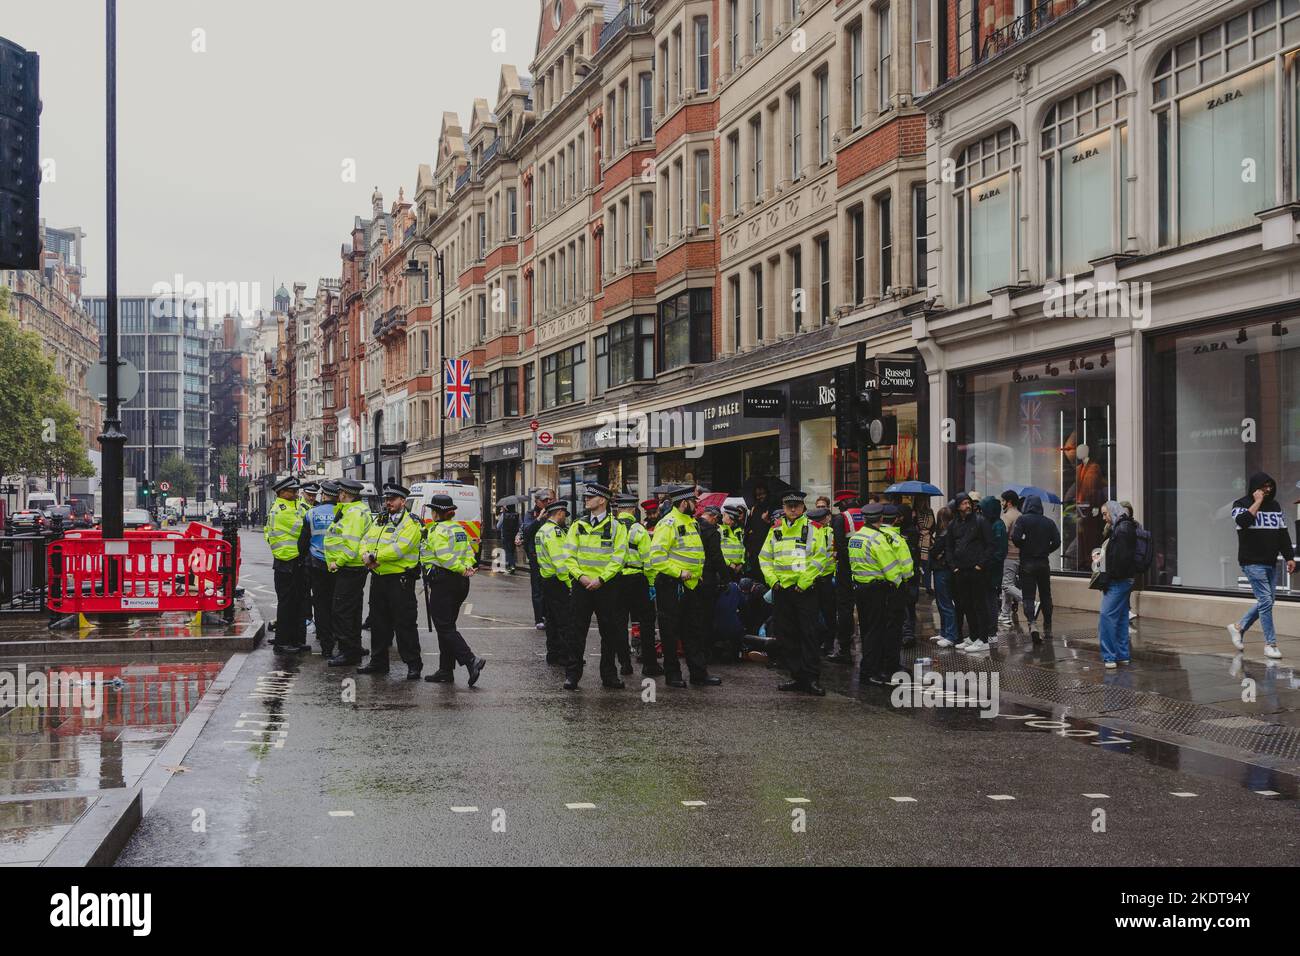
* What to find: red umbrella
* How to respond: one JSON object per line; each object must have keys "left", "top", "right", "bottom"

{"left": 696, "top": 492, "right": 728, "bottom": 511}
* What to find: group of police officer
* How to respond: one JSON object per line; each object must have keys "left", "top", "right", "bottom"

{"left": 263, "top": 475, "right": 486, "bottom": 685}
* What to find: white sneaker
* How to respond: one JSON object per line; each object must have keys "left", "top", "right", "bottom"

{"left": 1265, "top": 644, "right": 1283, "bottom": 659}
{"left": 955, "top": 638, "right": 973, "bottom": 649}
{"left": 1104, "top": 661, "right": 1117, "bottom": 669}
{"left": 1128, "top": 610, "right": 1137, "bottom": 621}
{"left": 930, "top": 635, "right": 945, "bottom": 643}
{"left": 935, "top": 638, "right": 955, "bottom": 648}
{"left": 1227, "top": 623, "right": 1245, "bottom": 651}
{"left": 963, "top": 639, "right": 989, "bottom": 652}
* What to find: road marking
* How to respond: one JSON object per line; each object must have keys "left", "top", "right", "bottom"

{"left": 1083, "top": 793, "right": 1110, "bottom": 799}
{"left": 890, "top": 796, "right": 917, "bottom": 803}
{"left": 987, "top": 794, "right": 1015, "bottom": 801}
{"left": 784, "top": 797, "right": 810, "bottom": 804}
{"left": 1170, "top": 792, "right": 1198, "bottom": 798}
{"left": 565, "top": 802, "right": 596, "bottom": 810}
{"left": 450, "top": 806, "right": 479, "bottom": 813}
{"left": 328, "top": 810, "right": 355, "bottom": 817}
{"left": 680, "top": 800, "right": 707, "bottom": 807}
{"left": 1254, "top": 790, "right": 1281, "bottom": 797}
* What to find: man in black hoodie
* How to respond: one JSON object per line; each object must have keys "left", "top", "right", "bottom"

{"left": 1227, "top": 472, "right": 1295, "bottom": 659}
{"left": 948, "top": 494, "right": 994, "bottom": 649}
{"left": 1010, "top": 494, "right": 1061, "bottom": 644}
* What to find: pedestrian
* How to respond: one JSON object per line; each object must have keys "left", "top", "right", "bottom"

{"left": 306, "top": 480, "right": 340, "bottom": 657}
{"left": 1010, "top": 494, "right": 1059, "bottom": 644}
{"left": 519, "top": 489, "right": 554, "bottom": 630}
{"left": 914, "top": 496, "right": 936, "bottom": 595}
{"left": 929, "top": 507, "right": 959, "bottom": 647}
{"left": 498, "top": 504, "right": 519, "bottom": 572}
{"left": 1227, "top": 472, "right": 1295, "bottom": 659}
{"left": 979, "top": 496, "right": 1008, "bottom": 642}
{"left": 649, "top": 487, "right": 721, "bottom": 689}
{"left": 535, "top": 500, "right": 573, "bottom": 667}
{"left": 948, "top": 493, "right": 994, "bottom": 651}
{"left": 324, "top": 478, "right": 373, "bottom": 667}
{"left": 827, "top": 493, "right": 863, "bottom": 663}
{"left": 563, "top": 483, "right": 630, "bottom": 690}
{"left": 848, "top": 503, "right": 907, "bottom": 685}
{"left": 806, "top": 506, "right": 837, "bottom": 655}
{"left": 264, "top": 475, "right": 308, "bottom": 655}
{"left": 893, "top": 504, "right": 922, "bottom": 646}
{"left": 1094, "top": 501, "right": 1139, "bottom": 668}
{"left": 615, "top": 494, "right": 660, "bottom": 676}
{"left": 997, "top": 490, "right": 1024, "bottom": 630}
{"left": 418, "top": 493, "right": 487, "bottom": 685}
{"left": 760, "top": 490, "right": 828, "bottom": 696}
{"left": 357, "top": 483, "right": 426, "bottom": 679}
{"left": 743, "top": 481, "right": 773, "bottom": 575}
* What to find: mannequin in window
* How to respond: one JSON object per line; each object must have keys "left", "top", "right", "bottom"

{"left": 1074, "top": 441, "right": 1105, "bottom": 568}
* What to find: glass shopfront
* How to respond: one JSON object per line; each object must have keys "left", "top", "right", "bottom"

{"left": 1148, "top": 314, "right": 1299, "bottom": 594}
{"left": 952, "top": 347, "right": 1116, "bottom": 572}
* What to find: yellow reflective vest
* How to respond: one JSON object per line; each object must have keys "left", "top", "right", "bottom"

{"left": 847, "top": 523, "right": 903, "bottom": 585}
{"left": 565, "top": 510, "right": 628, "bottom": 584}
{"left": 759, "top": 514, "right": 826, "bottom": 590}
{"left": 264, "top": 497, "right": 304, "bottom": 561}
{"left": 648, "top": 509, "right": 706, "bottom": 589}
{"left": 814, "top": 523, "right": 835, "bottom": 577}
{"left": 362, "top": 509, "right": 423, "bottom": 574}
{"left": 421, "top": 518, "right": 476, "bottom": 574}
{"left": 535, "top": 520, "right": 572, "bottom": 583}
{"left": 720, "top": 524, "right": 745, "bottom": 567}
{"left": 878, "top": 524, "right": 915, "bottom": 581}
{"left": 324, "top": 500, "right": 371, "bottom": 569}
{"left": 616, "top": 514, "right": 655, "bottom": 583}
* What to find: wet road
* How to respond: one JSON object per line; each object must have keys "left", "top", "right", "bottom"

{"left": 117, "top": 531, "right": 1298, "bottom": 866}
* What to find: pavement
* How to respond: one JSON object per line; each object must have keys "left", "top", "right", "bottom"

{"left": 107, "top": 529, "right": 1298, "bottom": 867}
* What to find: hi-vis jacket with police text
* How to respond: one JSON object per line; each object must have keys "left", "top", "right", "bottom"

{"left": 307, "top": 503, "right": 337, "bottom": 564}
{"left": 813, "top": 522, "right": 835, "bottom": 577}
{"left": 648, "top": 509, "right": 706, "bottom": 589}
{"left": 847, "top": 524, "right": 904, "bottom": 586}
{"left": 616, "top": 514, "right": 655, "bottom": 583}
{"left": 565, "top": 510, "right": 629, "bottom": 584}
{"left": 421, "top": 518, "right": 476, "bottom": 574}
{"left": 759, "top": 514, "right": 827, "bottom": 591}
{"left": 720, "top": 524, "right": 745, "bottom": 567}
{"left": 877, "top": 523, "right": 916, "bottom": 582}
{"left": 362, "top": 509, "right": 423, "bottom": 575}
{"left": 264, "top": 498, "right": 304, "bottom": 562}
{"left": 324, "top": 500, "right": 371, "bottom": 569}
{"left": 535, "top": 520, "right": 572, "bottom": 584}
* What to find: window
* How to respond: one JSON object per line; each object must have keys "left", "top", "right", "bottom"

{"left": 477, "top": 213, "right": 486, "bottom": 258}
{"left": 913, "top": 0, "right": 932, "bottom": 95}
{"left": 621, "top": 80, "right": 630, "bottom": 146}
{"left": 954, "top": 125, "right": 1022, "bottom": 303}
{"left": 1151, "top": 2, "right": 1294, "bottom": 247}
{"left": 750, "top": 115, "right": 763, "bottom": 200}
{"left": 817, "top": 70, "right": 830, "bottom": 162}
{"left": 566, "top": 143, "right": 575, "bottom": 195}
{"left": 640, "top": 72, "right": 654, "bottom": 140}
{"left": 607, "top": 92, "right": 617, "bottom": 156}
{"left": 695, "top": 150, "right": 711, "bottom": 227}
{"left": 792, "top": 247, "right": 804, "bottom": 331}
{"left": 610, "top": 204, "right": 619, "bottom": 273}
{"left": 660, "top": 41, "right": 670, "bottom": 109}
{"left": 507, "top": 275, "right": 519, "bottom": 326}
{"left": 877, "top": 192, "right": 892, "bottom": 293}
{"left": 695, "top": 17, "right": 710, "bottom": 92}
{"left": 477, "top": 294, "right": 487, "bottom": 342}
{"left": 728, "top": 132, "right": 741, "bottom": 212}
{"left": 753, "top": 266, "right": 765, "bottom": 342}
{"left": 641, "top": 191, "right": 655, "bottom": 260}
{"left": 877, "top": 3, "right": 892, "bottom": 111}
{"left": 473, "top": 377, "right": 490, "bottom": 425}
{"left": 489, "top": 368, "right": 519, "bottom": 420}
{"left": 729, "top": 275, "right": 741, "bottom": 350}
{"left": 657, "top": 288, "right": 713, "bottom": 370}
{"left": 817, "top": 235, "right": 831, "bottom": 324}
{"left": 609, "top": 315, "right": 655, "bottom": 385}
{"left": 789, "top": 87, "right": 803, "bottom": 177}
{"left": 594, "top": 335, "right": 609, "bottom": 396}
{"left": 850, "top": 206, "right": 865, "bottom": 304}
{"left": 674, "top": 158, "right": 685, "bottom": 234}
{"left": 729, "top": 0, "right": 739, "bottom": 71}
{"left": 577, "top": 134, "right": 585, "bottom": 189}
{"left": 674, "top": 27, "right": 683, "bottom": 99}
{"left": 1042, "top": 77, "right": 1128, "bottom": 277}
{"left": 849, "top": 21, "right": 864, "bottom": 127}
{"left": 541, "top": 343, "right": 586, "bottom": 407}
{"left": 913, "top": 184, "right": 927, "bottom": 289}
{"left": 751, "top": 0, "right": 761, "bottom": 54}
{"left": 523, "top": 362, "right": 534, "bottom": 415}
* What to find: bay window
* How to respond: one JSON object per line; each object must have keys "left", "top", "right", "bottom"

{"left": 657, "top": 289, "right": 713, "bottom": 371}
{"left": 609, "top": 315, "right": 655, "bottom": 386}
{"left": 954, "top": 125, "right": 1022, "bottom": 303}
{"left": 541, "top": 343, "right": 586, "bottom": 408}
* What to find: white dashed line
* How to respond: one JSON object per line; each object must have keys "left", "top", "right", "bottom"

{"left": 450, "top": 806, "right": 479, "bottom": 813}
{"left": 1083, "top": 793, "right": 1110, "bottom": 799}
{"left": 1170, "top": 792, "right": 1198, "bottom": 798}
{"left": 987, "top": 794, "right": 1016, "bottom": 801}
{"left": 565, "top": 802, "right": 597, "bottom": 810}
{"left": 890, "top": 797, "right": 917, "bottom": 803}
{"left": 328, "top": 810, "right": 355, "bottom": 817}
{"left": 784, "top": 797, "right": 810, "bottom": 804}
{"left": 1254, "top": 790, "right": 1281, "bottom": 797}
{"left": 680, "top": 800, "right": 707, "bottom": 807}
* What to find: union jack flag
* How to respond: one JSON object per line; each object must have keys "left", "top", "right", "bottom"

{"left": 289, "top": 437, "right": 308, "bottom": 472}
{"left": 445, "top": 358, "right": 472, "bottom": 419}
{"left": 219, "top": 474, "right": 228, "bottom": 493}
{"left": 238, "top": 452, "right": 250, "bottom": 477}
{"left": 1019, "top": 397, "right": 1043, "bottom": 445}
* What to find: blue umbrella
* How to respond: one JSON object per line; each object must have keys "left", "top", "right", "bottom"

{"left": 1003, "top": 483, "right": 1062, "bottom": 504}
{"left": 884, "top": 481, "right": 943, "bottom": 496}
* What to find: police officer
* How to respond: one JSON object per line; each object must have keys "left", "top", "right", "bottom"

{"left": 828, "top": 494, "right": 864, "bottom": 663}
{"left": 807, "top": 506, "right": 838, "bottom": 657}
{"left": 307, "top": 480, "right": 340, "bottom": 657}
{"left": 325, "top": 478, "right": 372, "bottom": 666}
{"left": 877, "top": 503, "right": 916, "bottom": 675}
{"left": 534, "top": 500, "right": 573, "bottom": 666}
{"left": 760, "top": 490, "right": 828, "bottom": 696}
{"left": 357, "top": 483, "right": 425, "bottom": 679}
{"left": 719, "top": 505, "right": 747, "bottom": 581}
{"left": 264, "top": 475, "right": 308, "bottom": 655}
{"left": 696, "top": 504, "right": 728, "bottom": 655}
{"left": 563, "top": 483, "right": 629, "bottom": 691}
{"left": 648, "top": 487, "right": 722, "bottom": 689}
{"left": 297, "top": 482, "right": 319, "bottom": 641}
{"left": 847, "top": 503, "right": 906, "bottom": 686}
{"left": 420, "top": 493, "right": 487, "bottom": 685}
{"left": 614, "top": 494, "right": 657, "bottom": 676}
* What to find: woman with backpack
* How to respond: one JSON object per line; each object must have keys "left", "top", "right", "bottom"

{"left": 1094, "top": 500, "right": 1139, "bottom": 668}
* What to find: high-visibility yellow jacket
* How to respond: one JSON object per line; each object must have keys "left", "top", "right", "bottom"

{"left": 324, "top": 500, "right": 371, "bottom": 569}
{"left": 720, "top": 524, "right": 745, "bottom": 567}
{"left": 362, "top": 509, "right": 423, "bottom": 574}
{"left": 878, "top": 524, "right": 915, "bottom": 581}
{"left": 648, "top": 508, "right": 706, "bottom": 589}
{"left": 847, "top": 524, "right": 904, "bottom": 585}
{"left": 760, "top": 514, "right": 826, "bottom": 590}
{"left": 420, "top": 518, "right": 476, "bottom": 574}
{"left": 535, "top": 520, "right": 571, "bottom": 584}
{"left": 616, "top": 514, "right": 655, "bottom": 583}
{"left": 264, "top": 497, "right": 304, "bottom": 561}
{"left": 565, "top": 510, "right": 628, "bottom": 584}
{"left": 814, "top": 523, "right": 835, "bottom": 577}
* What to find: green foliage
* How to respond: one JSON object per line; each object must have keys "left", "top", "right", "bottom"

{"left": 156, "top": 453, "right": 197, "bottom": 499}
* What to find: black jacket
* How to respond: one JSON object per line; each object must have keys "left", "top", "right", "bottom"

{"left": 947, "top": 504, "right": 993, "bottom": 571}
{"left": 521, "top": 507, "right": 545, "bottom": 560}
{"left": 929, "top": 524, "right": 950, "bottom": 570}
{"left": 698, "top": 519, "right": 726, "bottom": 590}
{"left": 1010, "top": 495, "right": 1061, "bottom": 564}
{"left": 1232, "top": 471, "right": 1295, "bottom": 567}
{"left": 1103, "top": 513, "right": 1139, "bottom": 581}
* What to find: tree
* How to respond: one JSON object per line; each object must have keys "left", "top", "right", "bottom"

{"left": 156, "top": 453, "right": 197, "bottom": 499}
{"left": 0, "top": 287, "right": 95, "bottom": 482}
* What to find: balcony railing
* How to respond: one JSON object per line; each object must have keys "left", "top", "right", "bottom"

{"left": 978, "top": 0, "right": 1092, "bottom": 64}
{"left": 482, "top": 137, "right": 500, "bottom": 167}
{"left": 599, "top": 2, "right": 648, "bottom": 51}
{"left": 454, "top": 165, "right": 473, "bottom": 193}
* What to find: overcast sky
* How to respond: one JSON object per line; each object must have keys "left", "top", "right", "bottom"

{"left": 5, "top": 0, "right": 537, "bottom": 306}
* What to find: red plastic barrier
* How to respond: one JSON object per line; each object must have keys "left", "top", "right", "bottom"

{"left": 46, "top": 535, "right": 235, "bottom": 614}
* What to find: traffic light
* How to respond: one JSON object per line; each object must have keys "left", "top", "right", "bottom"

{"left": 141, "top": 479, "right": 151, "bottom": 499}
{"left": 834, "top": 365, "right": 856, "bottom": 450}
{"left": 0, "top": 37, "right": 40, "bottom": 271}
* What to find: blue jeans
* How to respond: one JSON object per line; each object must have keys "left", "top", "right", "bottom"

{"left": 1098, "top": 578, "right": 1134, "bottom": 663}
{"left": 933, "top": 568, "right": 957, "bottom": 643}
{"left": 1238, "top": 563, "right": 1278, "bottom": 646}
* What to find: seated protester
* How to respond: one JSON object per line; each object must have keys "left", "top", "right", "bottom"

{"left": 712, "top": 580, "right": 747, "bottom": 659}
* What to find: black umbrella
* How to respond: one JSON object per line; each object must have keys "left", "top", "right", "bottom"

{"left": 741, "top": 475, "right": 792, "bottom": 510}
{"left": 495, "top": 494, "right": 529, "bottom": 508}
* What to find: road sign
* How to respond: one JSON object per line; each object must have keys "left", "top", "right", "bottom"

{"left": 86, "top": 358, "right": 141, "bottom": 405}
{"left": 535, "top": 449, "right": 554, "bottom": 465}
{"left": 536, "top": 431, "right": 554, "bottom": 448}
{"left": 159, "top": 481, "right": 171, "bottom": 492}
{"left": 529, "top": 419, "right": 540, "bottom": 432}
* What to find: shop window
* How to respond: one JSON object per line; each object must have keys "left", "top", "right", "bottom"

{"left": 657, "top": 289, "right": 713, "bottom": 371}
{"left": 1042, "top": 76, "right": 1128, "bottom": 277}
{"left": 954, "top": 125, "right": 1021, "bottom": 303}
{"left": 951, "top": 348, "right": 1116, "bottom": 573}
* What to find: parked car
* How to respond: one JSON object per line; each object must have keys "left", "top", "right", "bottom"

{"left": 122, "top": 508, "right": 155, "bottom": 531}
{"left": 42, "top": 505, "right": 74, "bottom": 527}
{"left": 9, "top": 509, "right": 47, "bottom": 533}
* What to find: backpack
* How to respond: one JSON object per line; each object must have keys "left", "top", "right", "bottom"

{"left": 1131, "top": 522, "right": 1154, "bottom": 574}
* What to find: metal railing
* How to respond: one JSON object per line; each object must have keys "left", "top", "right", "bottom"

{"left": 482, "top": 138, "right": 500, "bottom": 166}
{"left": 979, "top": 0, "right": 1091, "bottom": 64}
{"left": 454, "top": 165, "right": 474, "bottom": 193}
{"left": 599, "top": 2, "right": 648, "bottom": 51}
{"left": 1, "top": 534, "right": 48, "bottom": 613}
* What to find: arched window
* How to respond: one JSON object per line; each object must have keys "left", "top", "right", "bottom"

{"left": 1042, "top": 76, "right": 1128, "bottom": 277}
{"left": 1152, "top": 0, "right": 1300, "bottom": 246}
{"left": 953, "top": 125, "right": 1022, "bottom": 303}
